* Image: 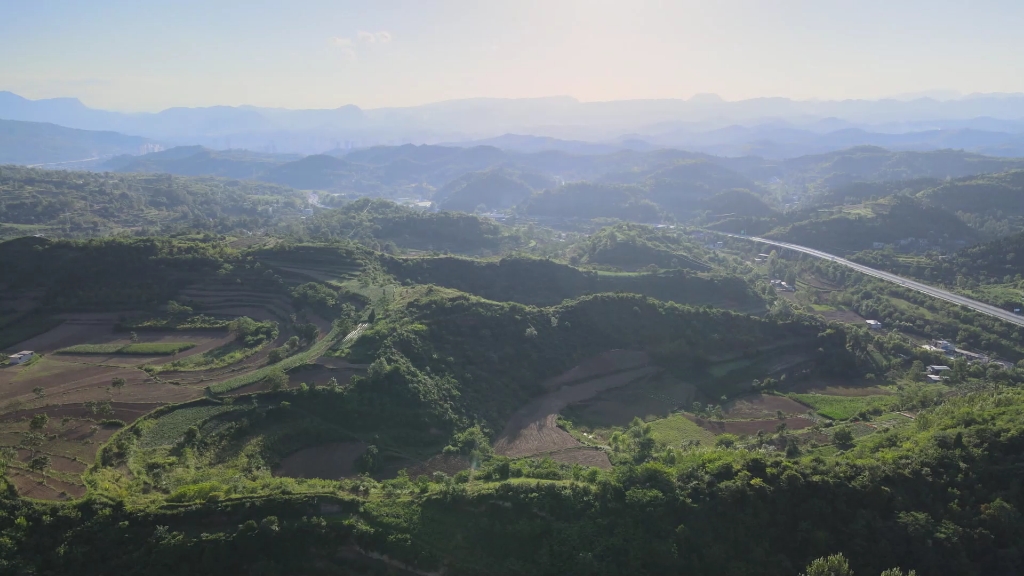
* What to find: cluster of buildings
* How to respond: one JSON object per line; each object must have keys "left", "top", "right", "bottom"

{"left": 770, "top": 278, "right": 795, "bottom": 292}
{"left": 920, "top": 339, "right": 1015, "bottom": 370}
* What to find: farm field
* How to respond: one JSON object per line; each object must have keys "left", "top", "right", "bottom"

{"left": 494, "top": 365, "right": 658, "bottom": 458}
{"left": 58, "top": 342, "right": 197, "bottom": 355}
{"left": 273, "top": 441, "right": 368, "bottom": 480}
{"left": 788, "top": 392, "right": 896, "bottom": 420}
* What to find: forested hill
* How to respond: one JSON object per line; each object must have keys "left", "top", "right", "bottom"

{"left": 772, "top": 146, "right": 1024, "bottom": 188}
{"left": 92, "top": 144, "right": 1024, "bottom": 201}
{"left": 763, "top": 196, "right": 980, "bottom": 254}
{"left": 917, "top": 169, "right": 1024, "bottom": 216}
{"left": 433, "top": 168, "right": 542, "bottom": 211}
{"left": 302, "top": 197, "right": 520, "bottom": 254}
{"left": 0, "top": 165, "right": 305, "bottom": 239}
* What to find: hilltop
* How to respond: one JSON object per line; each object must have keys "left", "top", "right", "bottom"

{"left": 433, "top": 168, "right": 543, "bottom": 211}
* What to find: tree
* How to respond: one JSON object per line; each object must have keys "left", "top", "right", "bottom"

{"left": 21, "top": 432, "right": 44, "bottom": 451}
{"left": 833, "top": 427, "right": 855, "bottom": 446}
{"left": 129, "top": 331, "right": 139, "bottom": 343}
{"left": 111, "top": 377, "right": 126, "bottom": 390}
{"left": 167, "top": 300, "right": 193, "bottom": 317}
{"left": 715, "top": 434, "right": 738, "bottom": 448}
{"left": 32, "top": 387, "right": 45, "bottom": 398}
{"left": 264, "top": 368, "right": 288, "bottom": 391}
{"left": 267, "top": 348, "right": 286, "bottom": 364}
{"left": 909, "top": 360, "right": 926, "bottom": 382}
{"left": 29, "top": 413, "right": 48, "bottom": 431}
{"left": 357, "top": 445, "right": 380, "bottom": 473}
{"left": 800, "top": 553, "right": 853, "bottom": 576}
{"left": 28, "top": 454, "right": 51, "bottom": 473}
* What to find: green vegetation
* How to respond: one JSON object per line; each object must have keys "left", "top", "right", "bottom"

{"left": 303, "top": 198, "right": 521, "bottom": 254}
{"left": 385, "top": 253, "right": 765, "bottom": 310}
{"left": 789, "top": 393, "right": 897, "bottom": 420}
{"left": 136, "top": 402, "right": 239, "bottom": 449}
{"left": 4, "top": 152, "right": 1024, "bottom": 575}
{"left": 434, "top": 168, "right": 538, "bottom": 212}
{"left": 119, "top": 314, "right": 231, "bottom": 331}
{"left": 207, "top": 321, "right": 348, "bottom": 393}
{"left": 149, "top": 318, "right": 277, "bottom": 372}
{"left": 646, "top": 413, "right": 717, "bottom": 447}
{"left": 572, "top": 222, "right": 712, "bottom": 271}
{"left": 58, "top": 342, "right": 196, "bottom": 355}
{"left": 0, "top": 164, "right": 305, "bottom": 239}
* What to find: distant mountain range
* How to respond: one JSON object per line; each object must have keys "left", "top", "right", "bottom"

{"left": 87, "top": 144, "right": 1024, "bottom": 222}
{"left": 5, "top": 90, "right": 1024, "bottom": 156}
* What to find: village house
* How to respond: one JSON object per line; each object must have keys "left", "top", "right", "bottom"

{"left": 8, "top": 351, "right": 34, "bottom": 365}
{"left": 865, "top": 319, "right": 883, "bottom": 330}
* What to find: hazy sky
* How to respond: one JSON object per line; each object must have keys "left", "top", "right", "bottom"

{"left": 3, "top": 0, "right": 1024, "bottom": 112}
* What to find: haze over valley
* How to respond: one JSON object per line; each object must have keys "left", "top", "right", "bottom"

{"left": 4, "top": 2, "right": 1024, "bottom": 575}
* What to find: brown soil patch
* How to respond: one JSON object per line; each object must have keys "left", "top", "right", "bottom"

{"left": 274, "top": 441, "right": 368, "bottom": 480}
{"left": 692, "top": 415, "right": 814, "bottom": 436}
{"left": 3, "top": 314, "right": 120, "bottom": 353}
{"left": 544, "top": 350, "right": 650, "bottom": 390}
{"left": 0, "top": 354, "right": 200, "bottom": 413}
{"left": 495, "top": 365, "right": 658, "bottom": 458}
{"left": 1, "top": 402, "right": 162, "bottom": 424}
{"left": 567, "top": 372, "right": 698, "bottom": 427}
{"left": 725, "top": 394, "right": 810, "bottom": 419}
{"left": 544, "top": 446, "right": 612, "bottom": 470}
{"left": 7, "top": 470, "right": 62, "bottom": 499}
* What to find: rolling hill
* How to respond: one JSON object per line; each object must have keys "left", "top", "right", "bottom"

{"left": 433, "top": 168, "right": 542, "bottom": 211}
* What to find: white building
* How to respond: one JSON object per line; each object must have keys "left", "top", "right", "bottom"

{"left": 865, "top": 320, "right": 883, "bottom": 330}
{"left": 8, "top": 351, "right": 34, "bottom": 365}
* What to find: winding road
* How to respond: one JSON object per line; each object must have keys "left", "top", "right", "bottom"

{"left": 714, "top": 232, "right": 1024, "bottom": 329}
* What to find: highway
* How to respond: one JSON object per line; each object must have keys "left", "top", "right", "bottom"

{"left": 714, "top": 232, "right": 1024, "bottom": 329}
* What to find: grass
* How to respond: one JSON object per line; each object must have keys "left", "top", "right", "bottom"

{"left": 788, "top": 393, "right": 896, "bottom": 420}
{"left": 647, "top": 414, "right": 717, "bottom": 447}
{"left": 208, "top": 324, "right": 347, "bottom": 394}
{"left": 58, "top": 342, "right": 196, "bottom": 355}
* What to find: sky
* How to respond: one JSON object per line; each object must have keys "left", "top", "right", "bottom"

{"left": 2, "top": 0, "right": 1024, "bottom": 112}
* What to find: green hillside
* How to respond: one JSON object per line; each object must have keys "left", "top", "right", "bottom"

{"left": 523, "top": 182, "right": 663, "bottom": 221}
{"left": 304, "top": 198, "right": 520, "bottom": 254}
{"left": 433, "top": 168, "right": 539, "bottom": 211}
{"left": 764, "top": 196, "right": 980, "bottom": 254}
{"left": 0, "top": 165, "right": 305, "bottom": 239}
{"left": 573, "top": 223, "right": 713, "bottom": 271}
{"left": 917, "top": 169, "right": 1024, "bottom": 216}
{"left": 778, "top": 146, "right": 1024, "bottom": 188}
{"left": 385, "top": 254, "right": 764, "bottom": 311}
